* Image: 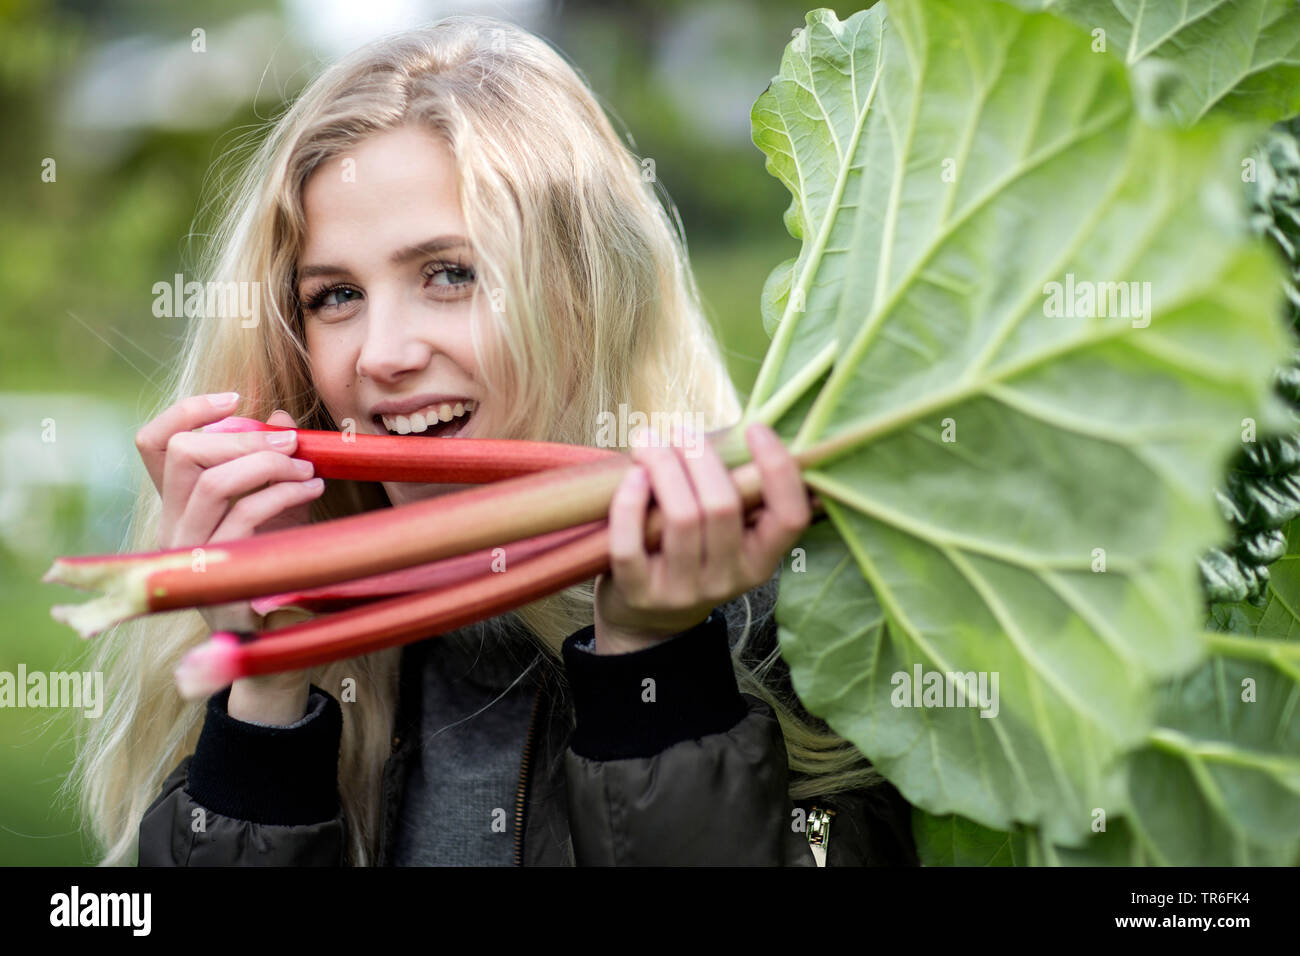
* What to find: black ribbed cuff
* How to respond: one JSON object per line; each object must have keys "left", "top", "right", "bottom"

{"left": 185, "top": 684, "right": 342, "bottom": 826}
{"left": 562, "top": 610, "right": 748, "bottom": 761}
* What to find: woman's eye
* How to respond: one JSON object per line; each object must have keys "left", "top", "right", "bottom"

{"left": 304, "top": 285, "right": 360, "bottom": 312}
{"left": 427, "top": 263, "right": 475, "bottom": 291}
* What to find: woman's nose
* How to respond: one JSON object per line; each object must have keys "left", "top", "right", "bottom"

{"left": 355, "top": 296, "right": 431, "bottom": 381}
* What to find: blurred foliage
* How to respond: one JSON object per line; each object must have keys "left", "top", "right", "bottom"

{"left": 0, "top": 0, "right": 813, "bottom": 862}
{"left": 1200, "top": 117, "right": 1300, "bottom": 605}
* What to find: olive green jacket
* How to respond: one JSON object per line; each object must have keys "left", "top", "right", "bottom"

{"left": 138, "top": 603, "right": 918, "bottom": 867}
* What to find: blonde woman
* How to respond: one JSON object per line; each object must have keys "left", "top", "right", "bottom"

{"left": 70, "top": 15, "right": 917, "bottom": 866}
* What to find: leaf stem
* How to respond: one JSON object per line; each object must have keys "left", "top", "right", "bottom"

{"left": 1148, "top": 726, "right": 1300, "bottom": 778}
{"left": 1202, "top": 631, "right": 1300, "bottom": 683}
{"left": 752, "top": 341, "right": 838, "bottom": 426}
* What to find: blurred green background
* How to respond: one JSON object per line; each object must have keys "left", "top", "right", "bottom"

{"left": 0, "top": 0, "right": 819, "bottom": 863}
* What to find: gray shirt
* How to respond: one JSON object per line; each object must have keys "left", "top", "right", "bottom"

{"left": 391, "top": 617, "right": 549, "bottom": 866}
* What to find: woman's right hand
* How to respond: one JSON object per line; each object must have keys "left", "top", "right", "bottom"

{"left": 135, "top": 392, "right": 325, "bottom": 724}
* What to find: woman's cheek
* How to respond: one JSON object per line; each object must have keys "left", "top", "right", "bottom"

{"left": 304, "top": 325, "right": 352, "bottom": 417}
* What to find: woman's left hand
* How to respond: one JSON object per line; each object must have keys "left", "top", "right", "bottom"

{"left": 593, "top": 422, "right": 813, "bottom": 655}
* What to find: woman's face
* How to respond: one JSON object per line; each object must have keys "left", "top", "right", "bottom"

{"left": 298, "top": 124, "right": 492, "bottom": 508}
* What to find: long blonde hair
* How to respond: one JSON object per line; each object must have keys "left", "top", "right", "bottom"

{"left": 68, "top": 14, "right": 880, "bottom": 867}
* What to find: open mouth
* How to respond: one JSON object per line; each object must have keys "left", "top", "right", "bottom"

{"left": 375, "top": 403, "right": 475, "bottom": 439}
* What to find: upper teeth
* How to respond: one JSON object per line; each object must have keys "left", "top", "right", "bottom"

{"left": 382, "top": 400, "right": 475, "bottom": 434}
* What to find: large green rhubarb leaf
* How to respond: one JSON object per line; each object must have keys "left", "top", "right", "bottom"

{"left": 912, "top": 811, "right": 1029, "bottom": 866}
{"left": 1125, "top": 634, "right": 1300, "bottom": 864}
{"left": 913, "top": 635, "right": 1300, "bottom": 865}
{"left": 912, "top": 809, "right": 1148, "bottom": 865}
{"left": 1002, "top": 0, "right": 1300, "bottom": 126}
{"left": 914, "top": 517, "right": 1300, "bottom": 865}
{"left": 760, "top": 1, "right": 1288, "bottom": 845}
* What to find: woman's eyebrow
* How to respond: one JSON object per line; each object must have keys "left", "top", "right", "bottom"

{"left": 297, "top": 235, "right": 472, "bottom": 280}
{"left": 387, "top": 235, "right": 472, "bottom": 265}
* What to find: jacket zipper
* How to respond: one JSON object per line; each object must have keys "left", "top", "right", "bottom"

{"left": 807, "top": 805, "right": 836, "bottom": 867}
{"left": 513, "top": 680, "right": 544, "bottom": 866}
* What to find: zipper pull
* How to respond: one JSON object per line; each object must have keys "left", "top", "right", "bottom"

{"left": 807, "top": 805, "right": 836, "bottom": 867}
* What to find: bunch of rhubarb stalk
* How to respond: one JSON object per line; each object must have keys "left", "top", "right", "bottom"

{"left": 43, "top": 418, "right": 818, "bottom": 699}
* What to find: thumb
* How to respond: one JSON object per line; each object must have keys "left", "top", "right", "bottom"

{"left": 266, "top": 408, "right": 298, "bottom": 429}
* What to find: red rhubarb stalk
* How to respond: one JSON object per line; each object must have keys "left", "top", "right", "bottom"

{"left": 200, "top": 416, "right": 617, "bottom": 483}
{"left": 176, "top": 523, "right": 613, "bottom": 697}
{"left": 46, "top": 424, "right": 812, "bottom": 640}
{"left": 248, "top": 519, "right": 605, "bottom": 615}
{"left": 45, "top": 453, "right": 638, "bottom": 638}
{"left": 174, "top": 478, "right": 788, "bottom": 697}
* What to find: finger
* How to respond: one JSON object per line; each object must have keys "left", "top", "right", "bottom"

{"left": 159, "top": 427, "right": 301, "bottom": 537}
{"left": 674, "top": 428, "right": 744, "bottom": 602}
{"left": 635, "top": 443, "right": 702, "bottom": 604}
{"left": 606, "top": 464, "right": 652, "bottom": 603}
{"left": 165, "top": 450, "right": 315, "bottom": 549}
{"left": 209, "top": 477, "right": 326, "bottom": 543}
{"left": 266, "top": 408, "right": 297, "bottom": 429}
{"left": 740, "top": 423, "right": 812, "bottom": 580}
{"left": 256, "top": 411, "right": 318, "bottom": 532}
{"left": 135, "top": 392, "right": 241, "bottom": 493}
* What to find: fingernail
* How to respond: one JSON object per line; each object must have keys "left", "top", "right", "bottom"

{"left": 292, "top": 458, "right": 313, "bottom": 475}
{"left": 207, "top": 392, "right": 239, "bottom": 407}
{"left": 305, "top": 478, "right": 324, "bottom": 491}
{"left": 266, "top": 431, "right": 296, "bottom": 448}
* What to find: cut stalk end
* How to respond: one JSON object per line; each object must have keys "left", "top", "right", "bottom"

{"left": 175, "top": 633, "right": 244, "bottom": 699}
{"left": 42, "top": 557, "right": 136, "bottom": 591}
{"left": 51, "top": 589, "right": 146, "bottom": 639}
{"left": 45, "top": 553, "right": 194, "bottom": 637}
